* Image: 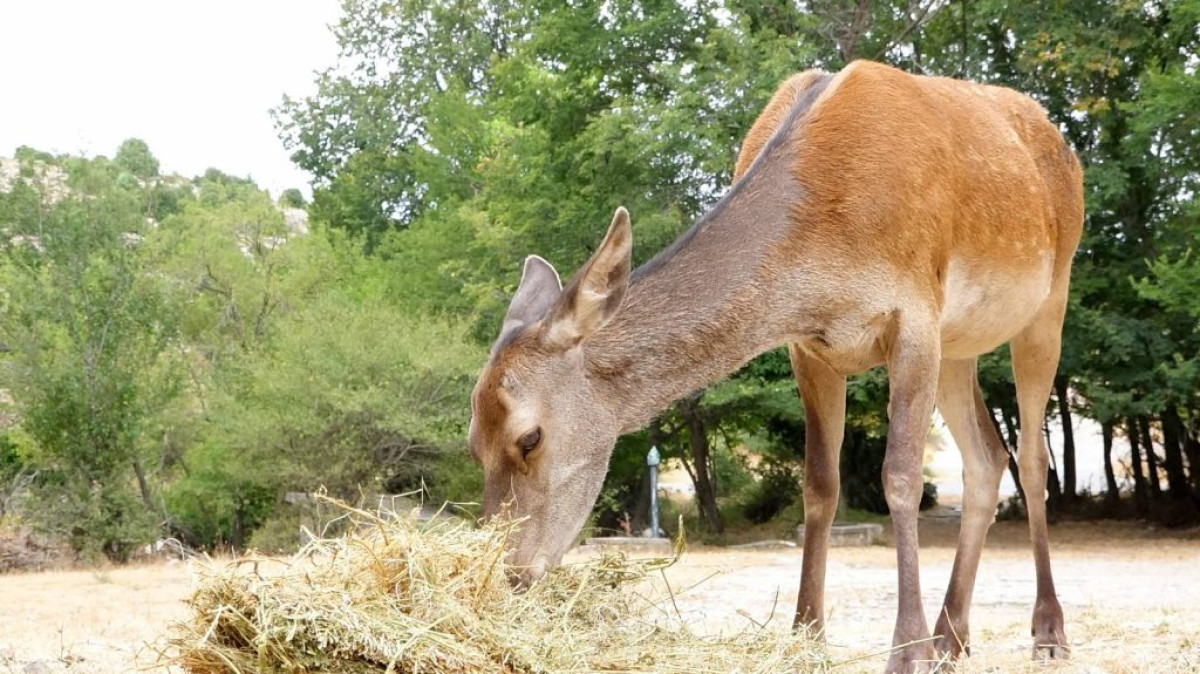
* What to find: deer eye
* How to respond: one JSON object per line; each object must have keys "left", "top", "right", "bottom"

{"left": 518, "top": 428, "right": 542, "bottom": 456}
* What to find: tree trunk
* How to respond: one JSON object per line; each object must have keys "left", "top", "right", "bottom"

{"left": 1139, "top": 416, "right": 1162, "bottom": 499}
{"left": 1160, "top": 408, "right": 1193, "bottom": 506}
{"left": 232, "top": 498, "right": 245, "bottom": 550}
{"left": 1186, "top": 433, "right": 1200, "bottom": 505}
{"left": 1128, "top": 418, "right": 1148, "bottom": 514}
{"left": 1043, "top": 422, "right": 1062, "bottom": 516}
{"left": 1054, "top": 375, "right": 1077, "bottom": 503}
{"left": 682, "top": 399, "right": 723, "bottom": 534}
{"left": 993, "top": 406, "right": 1024, "bottom": 505}
{"left": 629, "top": 469, "right": 651, "bottom": 535}
{"left": 1101, "top": 421, "right": 1119, "bottom": 507}
{"left": 132, "top": 459, "right": 154, "bottom": 511}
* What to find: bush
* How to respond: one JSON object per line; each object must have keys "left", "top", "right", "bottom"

{"left": 247, "top": 507, "right": 307, "bottom": 554}
{"left": 711, "top": 444, "right": 755, "bottom": 498}
{"left": 164, "top": 443, "right": 276, "bottom": 550}
{"left": 840, "top": 428, "right": 889, "bottom": 514}
{"left": 591, "top": 431, "right": 653, "bottom": 535}
{"left": 920, "top": 481, "right": 938, "bottom": 511}
{"left": 163, "top": 278, "right": 482, "bottom": 550}
{"left": 427, "top": 449, "right": 483, "bottom": 517}
{"left": 741, "top": 462, "right": 801, "bottom": 524}
{"left": 0, "top": 432, "right": 34, "bottom": 523}
{"left": 52, "top": 481, "right": 159, "bottom": 562}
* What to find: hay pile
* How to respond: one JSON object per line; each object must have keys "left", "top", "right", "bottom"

{"left": 167, "top": 499, "right": 827, "bottom": 673}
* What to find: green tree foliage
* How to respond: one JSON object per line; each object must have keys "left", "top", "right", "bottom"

{"left": 277, "top": 0, "right": 1200, "bottom": 528}
{"left": 114, "top": 138, "right": 161, "bottom": 180}
{"left": 162, "top": 290, "right": 482, "bottom": 547}
{"left": 0, "top": 153, "right": 178, "bottom": 559}
{"left": 0, "top": 143, "right": 483, "bottom": 554}
{"left": 911, "top": 0, "right": 1200, "bottom": 517}
{"left": 276, "top": 0, "right": 826, "bottom": 532}
{"left": 0, "top": 431, "right": 35, "bottom": 522}
{"left": 275, "top": 0, "right": 933, "bottom": 532}
{"left": 278, "top": 188, "right": 307, "bottom": 209}
{"left": 146, "top": 171, "right": 483, "bottom": 548}
{"left": 4, "top": 1, "right": 1199, "bottom": 558}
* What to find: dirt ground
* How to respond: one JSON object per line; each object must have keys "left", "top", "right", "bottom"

{"left": 1, "top": 518, "right": 1197, "bottom": 674}
{"left": 632, "top": 518, "right": 1200, "bottom": 673}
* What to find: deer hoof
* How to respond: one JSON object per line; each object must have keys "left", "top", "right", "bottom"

{"left": 883, "top": 643, "right": 939, "bottom": 674}
{"left": 932, "top": 616, "right": 969, "bottom": 661}
{"left": 1033, "top": 642, "right": 1070, "bottom": 661}
{"left": 1031, "top": 600, "right": 1068, "bottom": 660}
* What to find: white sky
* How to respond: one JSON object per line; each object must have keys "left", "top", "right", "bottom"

{"left": 0, "top": 0, "right": 343, "bottom": 198}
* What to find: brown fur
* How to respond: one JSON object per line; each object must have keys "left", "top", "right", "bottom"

{"left": 733, "top": 69, "right": 832, "bottom": 180}
{"left": 470, "top": 61, "right": 1083, "bottom": 672}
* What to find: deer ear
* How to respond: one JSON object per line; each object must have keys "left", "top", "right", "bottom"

{"left": 500, "top": 255, "right": 562, "bottom": 340}
{"left": 543, "top": 207, "right": 633, "bottom": 350}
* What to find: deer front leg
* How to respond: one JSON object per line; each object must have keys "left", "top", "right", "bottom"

{"left": 882, "top": 318, "right": 940, "bottom": 674}
{"left": 789, "top": 345, "right": 846, "bottom": 635}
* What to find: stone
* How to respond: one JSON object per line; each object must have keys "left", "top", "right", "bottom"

{"left": 583, "top": 537, "right": 673, "bottom": 554}
{"left": 22, "top": 661, "right": 64, "bottom": 674}
{"left": 795, "top": 522, "right": 885, "bottom": 547}
{"left": 730, "top": 539, "right": 797, "bottom": 549}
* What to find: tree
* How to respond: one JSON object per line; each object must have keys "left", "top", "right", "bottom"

{"left": 912, "top": 0, "right": 1200, "bottom": 520}
{"left": 278, "top": 187, "right": 307, "bottom": 209}
{"left": 143, "top": 176, "right": 484, "bottom": 547}
{"left": 0, "top": 153, "right": 178, "bottom": 559}
{"left": 803, "top": 0, "right": 949, "bottom": 66}
{"left": 114, "top": 138, "right": 160, "bottom": 180}
{"left": 275, "top": 1, "right": 831, "bottom": 531}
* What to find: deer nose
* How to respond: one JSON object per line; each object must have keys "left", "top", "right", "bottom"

{"left": 508, "top": 558, "right": 548, "bottom": 590}
{"left": 508, "top": 570, "right": 530, "bottom": 592}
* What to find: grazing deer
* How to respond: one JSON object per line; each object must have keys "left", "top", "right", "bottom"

{"left": 469, "top": 60, "right": 1082, "bottom": 673}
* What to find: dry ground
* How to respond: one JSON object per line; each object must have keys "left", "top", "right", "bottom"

{"left": 1, "top": 519, "right": 1197, "bottom": 673}
{"left": 634, "top": 519, "right": 1200, "bottom": 673}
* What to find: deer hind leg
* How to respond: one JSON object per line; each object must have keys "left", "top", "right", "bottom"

{"left": 789, "top": 344, "right": 846, "bottom": 636}
{"left": 1011, "top": 291, "right": 1070, "bottom": 660}
{"left": 932, "top": 358, "right": 1008, "bottom": 659}
{"left": 881, "top": 314, "right": 940, "bottom": 674}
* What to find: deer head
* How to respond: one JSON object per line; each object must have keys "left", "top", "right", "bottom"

{"left": 468, "top": 207, "right": 632, "bottom": 587}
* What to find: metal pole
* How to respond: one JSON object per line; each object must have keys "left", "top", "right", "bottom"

{"left": 647, "top": 445, "right": 661, "bottom": 538}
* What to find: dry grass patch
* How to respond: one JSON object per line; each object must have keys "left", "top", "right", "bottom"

{"left": 165, "top": 499, "right": 828, "bottom": 673}
{"left": 953, "top": 615, "right": 1200, "bottom": 674}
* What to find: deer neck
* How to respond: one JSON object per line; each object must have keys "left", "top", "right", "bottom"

{"left": 584, "top": 156, "right": 804, "bottom": 434}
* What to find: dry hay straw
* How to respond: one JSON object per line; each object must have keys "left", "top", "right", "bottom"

{"left": 164, "top": 496, "right": 827, "bottom": 673}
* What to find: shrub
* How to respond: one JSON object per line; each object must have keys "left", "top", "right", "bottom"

{"left": 741, "top": 462, "right": 801, "bottom": 524}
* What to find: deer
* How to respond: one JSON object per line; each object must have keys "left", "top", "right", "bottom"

{"left": 468, "top": 60, "right": 1082, "bottom": 674}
